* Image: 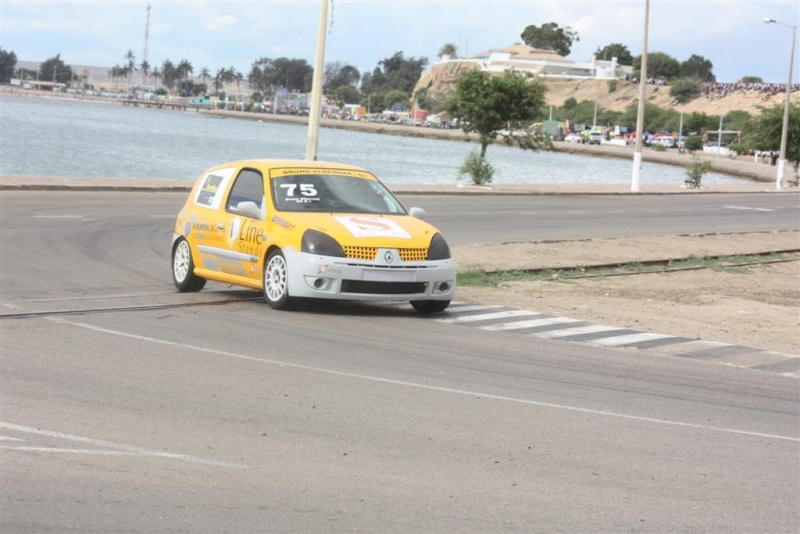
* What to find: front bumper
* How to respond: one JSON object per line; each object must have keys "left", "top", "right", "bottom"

{"left": 284, "top": 249, "right": 455, "bottom": 302}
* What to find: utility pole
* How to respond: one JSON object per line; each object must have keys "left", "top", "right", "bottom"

{"left": 631, "top": 0, "right": 650, "bottom": 192}
{"left": 142, "top": 3, "right": 151, "bottom": 88}
{"left": 306, "top": 0, "right": 328, "bottom": 161}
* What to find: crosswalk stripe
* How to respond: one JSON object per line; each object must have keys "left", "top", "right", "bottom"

{"left": 481, "top": 316, "right": 580, "bottom": 331}
{"left": 437, "top": 310, "right": 541, "bottom": 324}
{"left": 534, "top": 325, "right": 620, "bottom": 339}
{"left": 591, "top": 332, "right": 676, "bottom": 346}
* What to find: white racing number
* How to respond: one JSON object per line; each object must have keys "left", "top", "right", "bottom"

{"left": 279, "top": 183, "right": 318, "bottom": 197}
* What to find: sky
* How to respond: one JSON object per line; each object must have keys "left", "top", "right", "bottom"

{"left": 2, "top": 0, "right": 799, "bottom": 85}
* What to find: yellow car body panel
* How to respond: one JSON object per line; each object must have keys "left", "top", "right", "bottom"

{"left": 172, "top": 160, "right": 455, "bottom": 311}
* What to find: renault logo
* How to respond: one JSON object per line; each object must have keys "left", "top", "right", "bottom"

{"left": 384, "top": 250, "right": 395, "bottom": 263}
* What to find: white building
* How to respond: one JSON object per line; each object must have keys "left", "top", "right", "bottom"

{"left": 442, "top": 44, "right": 633, "bottom": 80}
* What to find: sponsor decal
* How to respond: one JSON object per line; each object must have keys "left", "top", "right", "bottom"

{"left": 193, "top": 167, "right": 235, "bottom": 210}
{"left": 229, "top": 217, "right": 265, "bottom": 257}
{"left": 271, "top": 215, "right": 295, "bottom": 230}
{"left": 334, "top": 216, "right": 411, "bottom": 239}
{"left": 271, "top": 168, "right": 372, "bottom": 179}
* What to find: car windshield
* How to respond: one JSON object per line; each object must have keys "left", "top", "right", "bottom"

{"left": 271, "top": 173, "right": 406, "bottom": 214}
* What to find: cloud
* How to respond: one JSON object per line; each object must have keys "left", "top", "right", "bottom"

{"left": 203, "top": 15, "right": 236, "bottom": 31}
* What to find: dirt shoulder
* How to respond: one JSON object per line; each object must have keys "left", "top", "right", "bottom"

{"left": 453, "top": 231, "right": 800, "bottom": 355}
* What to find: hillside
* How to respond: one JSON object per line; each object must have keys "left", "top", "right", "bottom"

{"left": 414, "top": 62, "right": 799, "bottom": 116}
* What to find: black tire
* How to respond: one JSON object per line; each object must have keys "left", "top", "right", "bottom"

{"left": 172, "top": 238, "right": 206, "bottom": 292}
{"left": 410, "top": 300, "right": 450, "bottom": 314}
{"left": 263, "top": 249, "right": 296, "bottom": 310}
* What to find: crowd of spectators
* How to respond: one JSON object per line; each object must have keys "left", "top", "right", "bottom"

{"left": 701, "top": 82, "right": 800, "bottom": 99}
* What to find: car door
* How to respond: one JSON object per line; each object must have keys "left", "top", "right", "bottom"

{"left": 199, "top": 168, "right": 267, "bottom": 285}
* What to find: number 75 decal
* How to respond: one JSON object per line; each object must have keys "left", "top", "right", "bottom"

{"left": 280, "top": 183, "right": 318, "bottom": 197}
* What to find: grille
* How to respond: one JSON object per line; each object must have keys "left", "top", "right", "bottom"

{"left": 343, "top": 246, "right": 377, "bottom": 261}
{"left": 399, "top": 248, "right": 428, "bottom": 262}
{"left": 342, "top": 247, "right": 428, "bottom": 262}
{"left": 341, "top": 280, "right": 427, "bottom": 295}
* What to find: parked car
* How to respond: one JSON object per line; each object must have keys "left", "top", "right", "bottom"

{"left": 564, "top": 133, "right": 583, "bottom": 143}
{"left": 172, "top": 160, "right": 455, "bottom": 312}
{"left": 588, "top": 132, "right": 603, "bottom": 145}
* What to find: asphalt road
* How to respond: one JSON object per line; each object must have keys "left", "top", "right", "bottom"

{"left": 1, "top": 191, "right": 798, "bottom": 532}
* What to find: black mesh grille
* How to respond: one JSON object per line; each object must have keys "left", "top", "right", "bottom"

{"left": 341, "top": 280, "right": 427, "bottom": 295}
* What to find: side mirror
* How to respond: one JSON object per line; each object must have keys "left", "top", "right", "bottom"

{"left": 237, "top": 201, "right": 265, "bottom": 220}
{"left": 408, "top": 206, "right": 426, "bottom": 220}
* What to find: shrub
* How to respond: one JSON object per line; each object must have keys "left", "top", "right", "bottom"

{"left": 458, "top": 150, "right": 494, "bottom": 186}
{"left": 608, "top": 79, "right": 618, "bottom": 93}
{"left": 683, "top": 135, "right": 704, "bottom": 153}
{"left": 651, "top": 143, "right": 667, "bottom": 152}
{"left": 669, "top": 78, "right": 701, "bottom": 104}
{"left": 685, "top": 155, "right": 713, "bottom": 184}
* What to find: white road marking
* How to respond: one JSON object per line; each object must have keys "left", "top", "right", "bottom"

{"left": 724, "top": 205, "right": 775, "bottom": 212}
{"left": 535, "top": 325, "right": 621, "bottom": 338}
{"left": 32, "top": 215, "right": 85, "bottom": 219}
{"left": 446, "top": 304, "right": 503, "bottom": 313}
{"left": 0, "top": 435, "right": 25, "bottom": 442}
{"left": 481, "top": 317, "right": 581, "bottom": 331}
{"left": 148, "top": 215, "right": 176, "bottom": 218}
{"left": 44, "top": 317, "right": 800, "bottom": 444}
{"left": 437, "top": 310, "right": 540, "bottom": 323}
{"left": 591, "top": 332, "right": 676, "bottom": 346}
{"left": 0, "top": 422, "right": 246, "bottom": 468}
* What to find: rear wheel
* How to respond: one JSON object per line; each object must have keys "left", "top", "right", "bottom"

{"left": 410, "top": 300, "right": 450, "bottom": 314}
{"left": 263, "top": 249, "right": 296, "bottom": 310}
{"left": 172, "top": 238, "right": 206, "bottom": 292}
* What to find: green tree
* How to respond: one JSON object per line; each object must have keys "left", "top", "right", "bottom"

{"left": 742, "top": 104, "right": 800, "bottom": 177}
{"left": 362, "top": 51, "right": 428, "bottom": 94}
{"left": 595, "top": 43, "right": 633, "bottom": 65}
{"left": 520, "top": 22, "right": 579, "bottom": 56}
{"left": 323, "top": 61, "right": 360, "bottom": 93}
{"left": 39, "top": 54, "right": 73, "bottom": 84}
{"left": 446, "top": 69, "right": 549, "bottom": 159}
{"left": 669, "top": 78, "right": 701, "bottom": 104}
{"left": 633, "top": 52, "right": 680, "bottom": 80}
{"left": 332, "top": 85, "right": 361, "bottom": 105}
{"left": 0, "top": 48, "right": 18, "bottom": 82}
{"left": 723, "top": 110, "right": 753, "bottom": 132}
{"left": 160, "top": 59, "right": 178, "bottom": 89}
{"left": 384, "top": 89, "right": 410, "bottom": 110}
{"left": 438, "top": 43, "right": 458, "bottom": 58}
{"left": 680, "top": 54, "right": 715, "bottom": 82}
{"left": 741, "top": 76, "right": 763, "bottom": 83}
{"left": 683, "top": 135, "right": 704, "bottom": 153}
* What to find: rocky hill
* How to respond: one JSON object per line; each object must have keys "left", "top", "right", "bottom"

{"left": 414, "top": 61, "right": 798, "bottom": 116}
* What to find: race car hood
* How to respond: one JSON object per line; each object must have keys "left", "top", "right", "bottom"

{"left": 278, "top": 212, "right": 440, "bottom": 249}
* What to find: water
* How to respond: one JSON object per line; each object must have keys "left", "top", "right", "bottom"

{"left": 1, "top": 94, "right": 744, "bottom": 185}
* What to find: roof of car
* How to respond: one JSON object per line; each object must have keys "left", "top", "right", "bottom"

{"left": 206, "top": 159, "right": 368, "bottom": 173}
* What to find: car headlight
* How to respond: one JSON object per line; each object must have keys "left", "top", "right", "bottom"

{"left": 301, "top": 229, "right": 346, "bottom": 257}
{"left": 427, "top": 233, "right": 451, "bottom": 260}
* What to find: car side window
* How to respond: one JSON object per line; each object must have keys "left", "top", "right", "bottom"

{"left": 226, "top": 169, "right": 265, "bottom": 216}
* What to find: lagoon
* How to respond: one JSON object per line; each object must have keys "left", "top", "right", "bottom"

{"left": 0, "top": 94, "right": 744, "bottom": 185}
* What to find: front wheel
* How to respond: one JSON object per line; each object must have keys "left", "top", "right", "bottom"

{"left": 410, "top": 300, "right": 450, "bottom": 314}
{"left": 172, "top": 238, "right": 206, "bottom": 292}
{"left": 263, "top": 249, "right": 296, "bottom": 310}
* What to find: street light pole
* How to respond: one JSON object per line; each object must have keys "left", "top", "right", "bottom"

{"left": 764, "top": 17, "right": 798, "bottom": 190}
{"left": 631, "top": 0, "right": 650, "bottom": 192}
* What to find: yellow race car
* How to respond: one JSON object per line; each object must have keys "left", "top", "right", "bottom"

{"left": 172, "top": 160, "right": 455, "bottom": 312}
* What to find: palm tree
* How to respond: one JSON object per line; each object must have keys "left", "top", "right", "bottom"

{"left": 199, "top": 67, "right": 210, "bottom": 88}
{"left": 124, "top": 50, "right": 136, "bottom": 91}
{"left": 160, "top": 59, "right": 176, "bottom": 90}
{"left": 140, "top": 60, "right": 150, "bottom": 89}
{"left": 150, "top": 67, "right": 161, "bottom": 89}
{"left": 177, "top": 59, "right": 193, "bottom": 95}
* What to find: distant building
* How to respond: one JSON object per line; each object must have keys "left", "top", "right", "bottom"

{"left": 440, "top": 44, "right": 633, "bottom": 80}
